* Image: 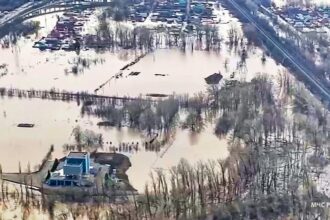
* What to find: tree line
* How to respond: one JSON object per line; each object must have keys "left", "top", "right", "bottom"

{"left": 0, "top": 75, "right": 329, "bottom": 219}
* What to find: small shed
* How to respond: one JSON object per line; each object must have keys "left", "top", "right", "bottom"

{"left": 204, "top": 72, "right": 223, "bottom": 84}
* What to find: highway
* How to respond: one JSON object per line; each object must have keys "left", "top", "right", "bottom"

{"left": 226, "top": 0, "right": 330, "bottom": 101}
{"left": 0, "top": 1, "right": 52, "bottom": 27}
{"left": 0, "top": 0, "right": 110, "bottom": 27}
{"left": 0, "top": 2, "right": 33, "bottom": 26}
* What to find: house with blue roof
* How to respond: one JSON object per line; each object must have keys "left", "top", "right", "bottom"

{"left": 46, "top": 152, "right": 92, "bottom": 187}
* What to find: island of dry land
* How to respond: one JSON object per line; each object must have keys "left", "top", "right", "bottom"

{"left": 1, "top": 151, "right": 136, "bottom": 201}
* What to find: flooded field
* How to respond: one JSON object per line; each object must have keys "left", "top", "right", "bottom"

{"left": 0, "top": 7, "right": 286, "bottom": 97}
{"left": 0, "top": 5, "right": 288, "bottom": 193}
{"left": 0, "top": 1, "right": 329, "bottom": 219}
{"left": 0, "top": 96, "right": 227, "bottom": 192}
{"left": 0, "top": 97, "right": 84, "bottom": 172}
{"left": 100, "top": 47, "right": 283, "bottom": 97}
{"left": 0, "top": 13, "right": 136, "bottom": 94}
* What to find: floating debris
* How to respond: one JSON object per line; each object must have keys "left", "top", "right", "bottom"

{"left": 129, "top": 71, "right": 141, "bottom": 76}
{"left": 97, "top": 121, "right": 116, "bottom": 127}
{"left": 146, "top": 93, "right": 168, "bottom": 98}
{"left": 120, "top": 53, "right": 148, "bottom": 71}
{"left": 17, "top": 123, "right": 35, "bottom": 128}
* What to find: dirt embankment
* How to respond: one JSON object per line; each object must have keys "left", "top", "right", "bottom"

{"left": 2, "top": 161, "right": 53, "bottom": 189}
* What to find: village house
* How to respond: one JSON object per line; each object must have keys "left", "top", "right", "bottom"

{"left": 271, "top": 5, "right": 330, "bottom": 30}
{"left": 46, "top": 152, "right": 92, "bottom": 187}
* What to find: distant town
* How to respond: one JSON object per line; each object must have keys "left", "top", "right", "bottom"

{"left": 269, "top": 5, "right": 330, "bottom": 31}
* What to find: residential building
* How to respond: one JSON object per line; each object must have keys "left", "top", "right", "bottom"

{"left": 46, "top": 152, "right": 92, "bottom": 187}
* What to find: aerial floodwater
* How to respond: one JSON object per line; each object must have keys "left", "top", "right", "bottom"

{"left": 0, "top": 0, "right": 329, "bottom": 219}
{"left": 0, "top": 3, "right": 285, "bottom": 189}
{"left": 0, "top": 10, "right": 283, "bottom": 96}
{"left": 0, "top": 8, "right": 231, "bottom": 189}
{"left": 0, "top": 7, "right": 284, "bottom": 188}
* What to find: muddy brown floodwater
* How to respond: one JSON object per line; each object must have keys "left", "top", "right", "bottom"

{"left": 0, "top": 97, "right": 228, "bottom": 192}
{"left": 0, "top": 7, "right": 286, "bottom": 97}
{"left": 98, "top": 47, "right": 284, "bottom": 97}
{"left": 0, "top": 6, "right": 288, "bottom": 193}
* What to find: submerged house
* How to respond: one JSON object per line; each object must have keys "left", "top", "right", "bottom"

{"left": 46, "top": 152, "right": 92, "bottom": 187}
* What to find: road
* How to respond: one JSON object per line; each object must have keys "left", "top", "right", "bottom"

{"left": 0, "top": 1, "right": 52, "bottom": 27}
{"left": 0, "top": 2, "right": 33, "bottom": 26}
{"left": 226, "top": 0, "right": 330, "bottom": 101}
{"left": 0, "top": 1, "right": 79, "bottom": 27}
{"left": 0, "top": 0, "right": 111, "bottom": 27}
